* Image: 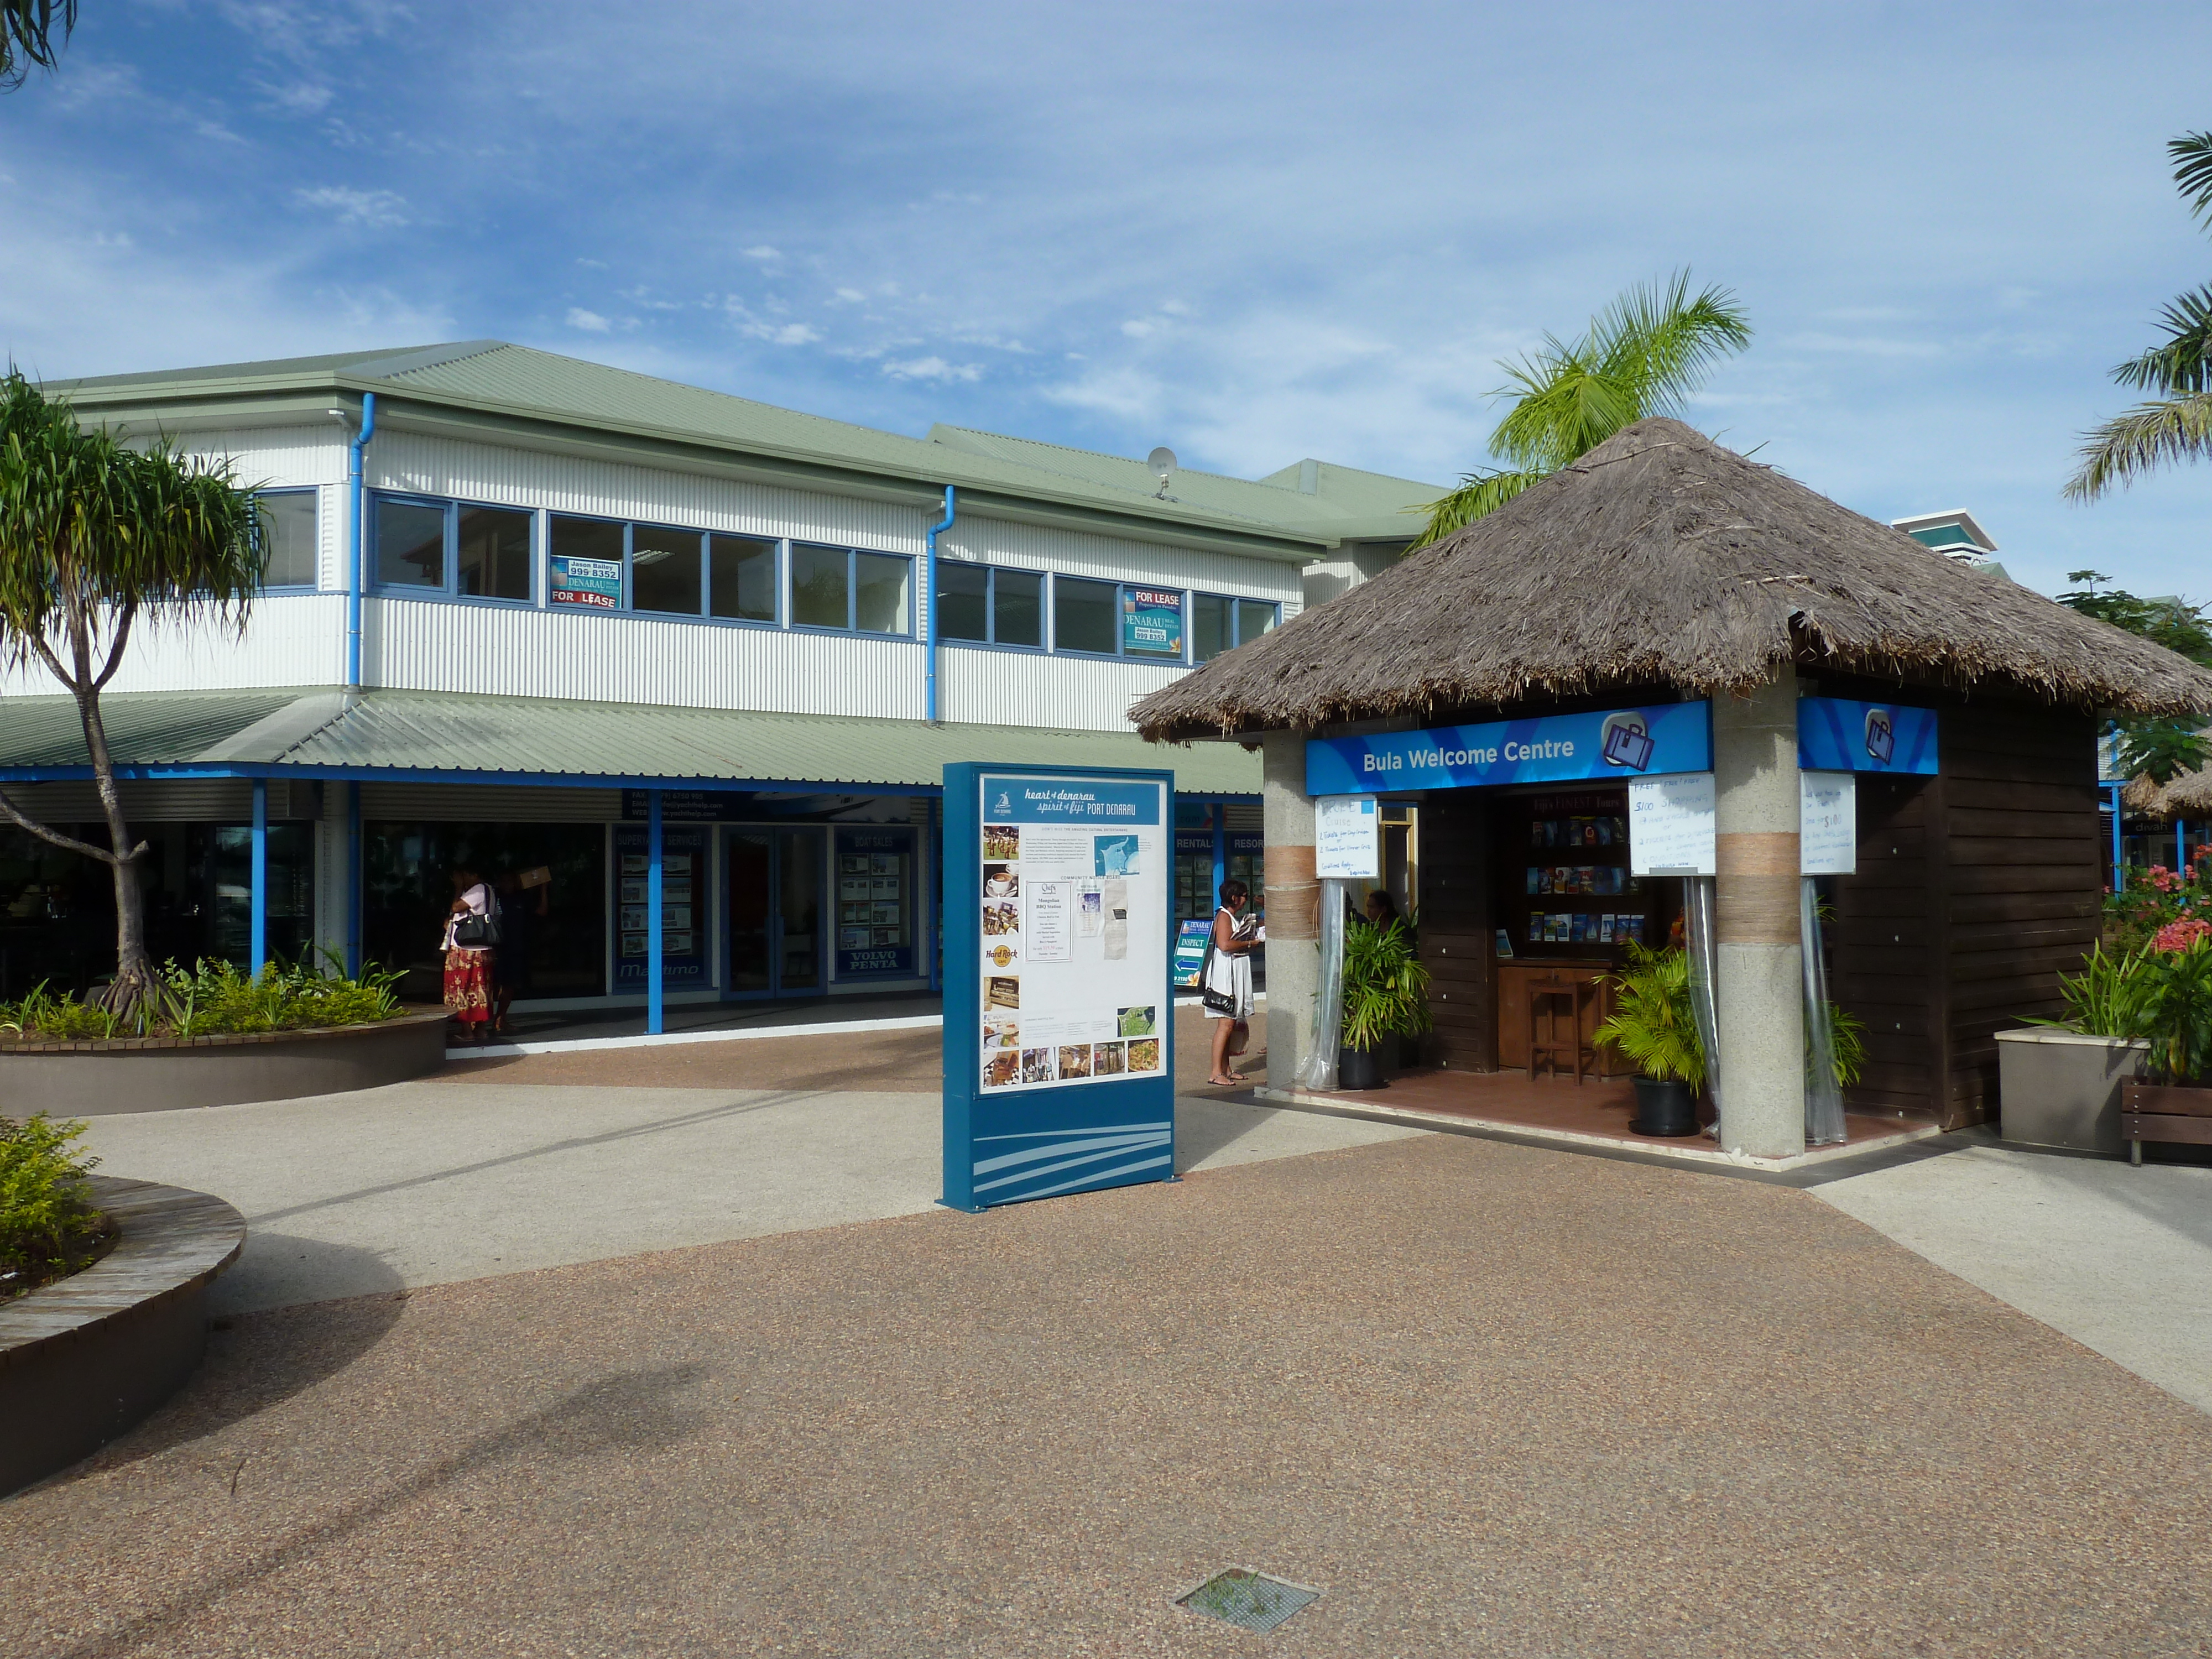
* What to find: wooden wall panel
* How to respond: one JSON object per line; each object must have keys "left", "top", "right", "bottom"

{"left": 1420, "top": 792, "right": 1494, "bottom": 1071}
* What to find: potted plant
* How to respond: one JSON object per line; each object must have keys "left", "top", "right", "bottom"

{"left": 1593, "top": 942, "right": 1704, "bottom": 1135}
{"left": 2115, "top": 931, "right": 2212, "bottom": 1162}
{"left": 1337, "top": 917, "right": 1431, "bottom": 1091}
{"left": 1998, "top": 943, "right": 2155, "bottom": 1155}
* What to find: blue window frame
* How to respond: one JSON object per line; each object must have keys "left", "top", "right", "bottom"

{"left": 254, "top": 489, "right": 319, "bottom": 591}
{"left": 937, "top": 562, "right": 1044, "bottom": 649}
{"left": 791, "top": 542, "right": 913, "bottom": 636}
{"left": 372, "top": 492, "right": 534, "bottom": 603}
{"left": 1048, "top": 576, "right": 1188, "bottom": 660}
{"left": 1192, "top": 592, "right": 1279, "bottom": 662}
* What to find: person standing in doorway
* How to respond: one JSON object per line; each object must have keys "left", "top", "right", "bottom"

{"left": 442, "top": 864, "right": 499, "bottom": 1044}
{"left": 491, "top": 867, "right": 546, "bottom": 1035}
{"left": 1203, "top": 878, "right": 1260, "bottom": 1087}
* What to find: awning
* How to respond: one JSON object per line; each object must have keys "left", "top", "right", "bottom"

{"left": 0, "top": 687, "right": 1261, "bottom": 797}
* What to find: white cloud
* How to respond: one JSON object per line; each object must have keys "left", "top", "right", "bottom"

{"left": 742, "top": 245, "right": 782, "bottom": 261}
{"left": 881, "top": 356, "right": 980, "bottom": 383}
{"left": 833, "top": 287, "right": 867, "bottom": 303}
{"left": 294, "top": 186, "right": 409, "bottom": 228}
{"left": 566, "top": 307, "right": 611, "bottom": 332}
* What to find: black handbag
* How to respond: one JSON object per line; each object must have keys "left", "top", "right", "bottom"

{"left": 1199, "top": 918, "right": 1238, "bottom": 1015}
{"left": 452, "top": 894, "right": 501, "bottom": 948}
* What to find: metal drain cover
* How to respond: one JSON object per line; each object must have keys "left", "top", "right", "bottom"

{"left": 1175, "top": 1567, "right": 1321, "bottom": 1633}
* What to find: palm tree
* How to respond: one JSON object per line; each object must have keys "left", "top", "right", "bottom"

{"left": 0, "top": 371, "right": 265, "bottom": 1021}
{"left": 1416, "top": 271, "right": 1752, "bottom": 545}
{"left": 1, "top": 0, "right": 76, "bottom": 90}
{"left": 2067, "top": 132, "right": 2212, "bottom": 501}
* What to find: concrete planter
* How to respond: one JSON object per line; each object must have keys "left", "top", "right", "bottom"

{"left": 1994, "top": 1027, "right": 2149, "bottom": 1156}
{"left": 1, "top": 1176, "right": 244, "bottom": 1496}
{"left": 0, "top": 1008, "right": 448, "bottom": 1115}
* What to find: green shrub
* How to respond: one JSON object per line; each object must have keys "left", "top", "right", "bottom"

{"left": 1339, "top": 916, "right": 1432, "bottom": 1052}
{"left": 0, "top": 1114, "right": 104, "bottom": 1296}
{"left": 0, "top": 951, "right": 405, "bottom": 1042}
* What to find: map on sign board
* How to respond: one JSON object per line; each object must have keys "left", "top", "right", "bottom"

{"left": 1314, "top": 795, "right": 1380, "bottom": 879}
{"left": 1628, "top": 773, "right": 1716, "bottom": 876}
{"left": 1799, "top": 771, "right": 1856, "bottom": 874}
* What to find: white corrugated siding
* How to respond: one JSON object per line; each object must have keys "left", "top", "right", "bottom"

{"left": 174, "top": 427, "right": 349, "bottom": 592}
{"left": 938, "top": 644, "right": 1186, "bottom": 733}
{"left": 0, "top": 594, "right": 346, "bottom": 696}
{"left": 367, "top": 597, "right": 923, "bottom": 717}
{"left": 940, "top": 514, "right": 1303, "bottom": 614}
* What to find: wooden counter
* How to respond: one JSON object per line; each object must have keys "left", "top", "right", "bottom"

{"left": 1495, "top": 958, "right": 1629, "bottom": 1074}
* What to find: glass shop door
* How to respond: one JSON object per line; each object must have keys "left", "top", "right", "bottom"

{"left": 724, "top": 826, "right": 825, "bottom": 998}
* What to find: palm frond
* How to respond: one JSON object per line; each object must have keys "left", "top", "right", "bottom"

{"left": 1411, "top": 468, "right": 1547, "bottom": 546}
{"left": 1489, "top": 347, "right": 1640, "bottom": 475}
{"left": 1589, "top": 268, "right": 1753, "bottom": 417}
{"left": 0, "top": 0, "right": 77, "bottom": 90}
{"left": 2111, "top": 283, "right": 2212, "bottom": 394}
{"left": 2065, "top": 392, "right": 2212, "bottom": 500}
{"left": 2173, "top": 130, "right": 2212, "bottom": 229}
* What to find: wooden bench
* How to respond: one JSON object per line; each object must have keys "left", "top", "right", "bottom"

{"left": 2120, "top": 1078, "right": 2212, "bottom": 1165}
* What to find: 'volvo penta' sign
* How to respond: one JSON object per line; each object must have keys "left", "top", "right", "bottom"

{"left": 1305, "top": 703, "right": 1712, "bottom": 796}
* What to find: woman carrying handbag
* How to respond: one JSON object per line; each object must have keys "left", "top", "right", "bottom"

{"left": 1201, "top": 878, "right": 1261, "bottom": 1087}
{"left": 442, "top": 864, "right": 501, "bottom": 1044}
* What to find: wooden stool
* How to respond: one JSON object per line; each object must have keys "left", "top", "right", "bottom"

{"left": 1527, "top": 974, "right": 1596, "bottom": 1083}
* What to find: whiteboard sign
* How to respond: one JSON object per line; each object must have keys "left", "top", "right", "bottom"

{"left": 1800, "top": 770, "right": 1856, "bottom": 874}
{"left": 1629, "top": 772, "right": 1715, "bottom": 876}
{"left": 1314, "top": 794, "right": 1381, "bottom": 879}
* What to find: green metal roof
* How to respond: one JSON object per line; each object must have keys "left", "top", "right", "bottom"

{"left": 0, "top": 688, "right": 1259, "bottom": 796}
{"left": 54, "top": 343, "right": 1447, "bottom": 557}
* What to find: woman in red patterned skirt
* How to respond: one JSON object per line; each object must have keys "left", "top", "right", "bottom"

{"left": 442, "top": 865, "right": 499, "bottom": 1042}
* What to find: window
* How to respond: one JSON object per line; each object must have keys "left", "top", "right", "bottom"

{"left": 1053, "top": 575, "right": 1118, "bottom": 655}
{"left": 1192, "top": 592, "right": 1280, "bottom": 661}
{"left": 937, "top": 564, "right": 1046, "bottom": 648}
{"left": 456, "top": 506, "right": 533, "bottom": 601}
{"left": 374, "top": 498, "right": 447, "bottom": 589}
{"left": 632, "top": 524, "right": 703, "bottom": 616}
{"left": 257, "top": 491, "right": 318, "bottom": 589}
{"left": 711, "top": 534, "right": 777, "bottom": 622}
{"left": 791, "top": 543, "right": 849, "bottom": 628}
{"left": 791, "top": 543, "right": 913, "bottom": 634}
{"left": 549, "top": 515, "right": 624, "bottom": 610}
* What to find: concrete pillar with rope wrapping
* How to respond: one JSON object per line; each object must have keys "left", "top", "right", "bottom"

{"left": 1712, "top": 669, "right": 1807, "bottom": 1157}
{"left": 1261, "top": 731, "right": 1318, "bottom": 1093}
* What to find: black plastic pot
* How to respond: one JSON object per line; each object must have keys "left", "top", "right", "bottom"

{"left": 1338, "top": 1044, "right": 1387, "bottom": 1091}
{"left": 1631, "top": 1076, "right": 1698, "bottom": 1136}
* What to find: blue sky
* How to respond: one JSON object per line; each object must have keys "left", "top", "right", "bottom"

{"left": 4, "top": 2, "right": 2211, "bottom": 597}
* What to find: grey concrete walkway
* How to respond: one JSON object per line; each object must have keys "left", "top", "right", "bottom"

{"left": 78, "top": 1082, "right": 1422, "bottom": 1314}
{"left": 1814, "top": 1129, "right": 2212, "bottom": 1415}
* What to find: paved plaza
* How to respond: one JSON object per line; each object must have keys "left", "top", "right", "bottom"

{"left": 7, "top": 1011, "right": 2212, "bottom": 1656}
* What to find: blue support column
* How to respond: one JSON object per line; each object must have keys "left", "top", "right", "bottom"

{"left": 1211, "top": 800, "right": 1227, "bottom": 909}
{"left": 2179, "top": 819, "right": 2189, "bottom": 872}
{"left": 345, "top": 780, "right": 362, "bottom": 975}
{"left": 647, "top": 788, "right": 665, "bottom": 1035}
{"left": 2109, "top": 782, "right": 2125, "bottom": 894}
{"left": 249, "top": 779, "right": 269, "bottom": 976}
{"left": 927, "top": 794, "right": 942, "bottom": 994}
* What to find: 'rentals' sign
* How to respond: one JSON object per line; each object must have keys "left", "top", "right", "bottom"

{"left": 1305, "top": 703, "right": 1712, "bottom": 795}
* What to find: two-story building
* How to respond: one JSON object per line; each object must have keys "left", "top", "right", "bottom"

{"left": 0, "top": 341, "right": 1442, "bottom": 1023}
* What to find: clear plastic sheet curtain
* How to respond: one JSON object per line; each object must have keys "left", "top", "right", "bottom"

{"left": 1681, "top": 877, "right": 1721, "bottom": 1125}
{"left": 1800, "top": 877, "right": 1848, "bottom": 1146}
{"left": 1297, "top": 878, "right": 1351, "bottom": 1092}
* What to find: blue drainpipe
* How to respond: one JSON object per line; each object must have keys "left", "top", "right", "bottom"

{"left": 924, "top": 485, "right": 955, "bottom": 723}
{"left": 346, "top": 392, "right": 377, "bottom": 692}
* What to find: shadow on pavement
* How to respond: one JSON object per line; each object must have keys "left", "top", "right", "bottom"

{"left": 1173, "top": 1097, "right": 1276, "bottom": 1170}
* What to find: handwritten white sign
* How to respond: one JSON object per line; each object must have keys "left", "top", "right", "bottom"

{"left": 1799, "top": 771, "right": 1856, "bottom": 874}
{"left": 1314, "top": 794, "right": 1381, "bottom": 879}
{"left": 1629, "top": 772, "right": 1716, "bottom": 876}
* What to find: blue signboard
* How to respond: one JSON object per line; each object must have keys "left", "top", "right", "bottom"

{"left": 1306, "top": 703, "right": 1711, "bottom": 796}
{"left": 613, "top": 825, "right": 708, "bottom": 988}
{"left": 944, "top": 763, "right": 1176, "bottom": 1212}
{"left": 550, "top": 554, "right": 622, "bottom": 610}
{"left": 1123, "top": 587, "right": 1185, "bottom": 656}
{"left": 1172, "top": 917, "right": 1212, "bottom": 987}
{"left": 1797, "top": 697, "right": 1938, "bottom": 775}
{"left": 836, "top": 827, "right": 916, "bottom": 978}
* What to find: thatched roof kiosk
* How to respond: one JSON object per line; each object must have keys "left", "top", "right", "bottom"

{"left": 1135, "top": 419, "right": 2212, "bottom": 1161}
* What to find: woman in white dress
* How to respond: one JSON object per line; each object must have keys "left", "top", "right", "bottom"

{"left": 1203, "top": 879, "right": 1261, "bottom": 1086}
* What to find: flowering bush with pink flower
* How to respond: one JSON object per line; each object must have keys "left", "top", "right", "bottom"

{"left": 2106, "top": 846, "right": 2212, "bottom": 953}
{"left": 2154, "top": 916, "right": 2212, "bottom": 952}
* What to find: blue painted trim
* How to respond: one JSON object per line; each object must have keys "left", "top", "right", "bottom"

{"left": 250, "top": 779, "right": 268, "bottom": 975}
{"left": 347, "top": 393, "right": 376, "bottom": 690}
{"left": 925, "top": 485, "right": 955, "bottom": 722}
{"left": 1211, "top": 800, "right": 1227, "bottom": 912}
{"left": 647, "top": 789, "right": 664, "bottom": 1036}
{"left": 2110, "top": 781, "right": 2125, "bottom": 893}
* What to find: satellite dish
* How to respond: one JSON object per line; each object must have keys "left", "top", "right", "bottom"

{"left": 1147, "top": 446, "right": 1176, "bottom": 498}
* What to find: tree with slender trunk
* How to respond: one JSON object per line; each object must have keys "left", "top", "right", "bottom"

{"left": 1416, "top": 270, "right": 1752, "bottom": 545}
{"left": 0, "top": 370, "right": 264, "bottom": 1022}
{"left": 2067, "top": 132, "right": 2212, "bottom": 501}
{"left": 1, "top": 0, "right": 76, "bottom": 90}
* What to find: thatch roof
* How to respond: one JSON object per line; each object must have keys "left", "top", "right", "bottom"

{"left": 1131, "top": 419, "right": 2212, "bottom": 742}
{"left": 2127, "top": 769, "right": 2212, "bottom": 821}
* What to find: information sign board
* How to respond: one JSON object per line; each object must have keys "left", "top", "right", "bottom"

{"left": 1307, "top": 702, "right": 1710, "bottom": 795}
{"left": 612, "top": 825, "right": 709, "bottom": 987}
{"left": 1122, "top": 588, "right": 1185, "bottom": 656}
{"left": 1315, "top": 795, "right": 1381, "bottom": 879}
{"left": 1172, "top": 917, "right": 1212, "bottom": 988}
{"left": 1798, "top": 697, "right": 1937, "bottom": 775}
{"left": 550, "top": 554, "right": 622, "bottom": 610}
{"left": 943, "top": 764, "right": 1176, "bottom": 1211}
{"left": 1628, "top": 773, "right": 1717, "bottom": 876}
{"left": 1799, "top": 771, "right": 1857, "bottom": 875}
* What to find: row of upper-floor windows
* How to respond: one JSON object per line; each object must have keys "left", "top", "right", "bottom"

{"left": 252, "top": 490, "right": 1280, "bottom": 659}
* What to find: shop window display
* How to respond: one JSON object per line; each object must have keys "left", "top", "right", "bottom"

{"left": 364, "top": 822, "right": 607, "bottom": 1004}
